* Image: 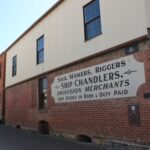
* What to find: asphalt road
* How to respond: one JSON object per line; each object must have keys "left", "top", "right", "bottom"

{"left": 0, "top": 125, "right": 104, "bottom": 150}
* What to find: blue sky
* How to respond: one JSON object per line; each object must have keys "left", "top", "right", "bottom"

{"left": 0, "top": 0, "right": 58, "bottom": 53}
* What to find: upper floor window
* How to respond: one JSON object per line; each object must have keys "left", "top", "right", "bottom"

{"left": 12, "top": 55, "right": 17, "bottom": 76}
{"left": 83, "top": 0, "right": 102, "bottom": 41}
{"left": 38, "top": 77, "right": 48, "bottom": 110}
{"left": 37, "top": 35, "right": 44, "bottom": 64}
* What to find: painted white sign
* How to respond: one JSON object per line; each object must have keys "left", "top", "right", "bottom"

{"left": 52, "top": 55, "right": 145, "bottom": 103}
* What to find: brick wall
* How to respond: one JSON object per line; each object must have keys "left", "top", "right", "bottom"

{"left": 5, "top": 39, "right": 150, "bottom": 144}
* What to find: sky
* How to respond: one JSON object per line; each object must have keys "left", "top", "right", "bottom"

{"left": 0, "top": 0, "right": 58, "bottom": 53}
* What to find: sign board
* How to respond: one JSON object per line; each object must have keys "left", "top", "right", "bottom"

{"left": 52, "top": 55, "right": 145, "bottom": 103}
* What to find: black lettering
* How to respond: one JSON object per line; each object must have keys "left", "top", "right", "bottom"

{"left": 107, "top": 64, "right": 112, "bottom": 70}
{"left": 114, "top": 81, "right": 119, "bottom": 88}
{"left": 115, "top": 62, "right": 121, "bottom": 68}
{"left": 93, "top": 76, "right": 99, "bottom": 83}
{"left": 95, "top": 67, "right": 100, "bottom": 73}
{"left": 109, "top": 72, "right": 114, "bottom": 80}
{"left": 121, "top": 60, "right": 126, "bottom": 67}
{"left": 103, "top": 83, "right": 109, "bottom": 89}
{"left": 103, "top": 73, "right": 108, "bottom": 81}
{"left": 111, "top": 63, "right": 116, "bottom": 69}
{"left": 108, "top": 83, "right": 113, "bottom": 88}
{"left": 102, "top": 66, "right": 107, "bottom": 72}
{"left": 114, "top": 89, "right": 128, "bottom": 95}
{"left": 125, "top": 79, "right": 130, "bottom": 86}
{"left": 75, "top": 80, "right": 79, "bottom": 86}
{"left": 115, "top": 71, "right": 120, "bottom": 79}
{"left": 119, "top": 80, "right": 124, "bottom": 87}
{"left": 87, "top": 70, "right": 92, "bottom": 75}
{"left": 88, "top": 77, "right": 93, "bottom": 84}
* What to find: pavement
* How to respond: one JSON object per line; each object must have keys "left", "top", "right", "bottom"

{"left": 0, "top": 124, "right": 104, "bottom": 150}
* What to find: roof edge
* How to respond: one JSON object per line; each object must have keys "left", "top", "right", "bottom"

{"left": 4, "top": 0, "right": 64, "bottom": 53}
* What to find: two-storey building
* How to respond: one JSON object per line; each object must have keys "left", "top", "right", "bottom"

{"left": 3, "top": 0, "right": 150, "bottom": 148}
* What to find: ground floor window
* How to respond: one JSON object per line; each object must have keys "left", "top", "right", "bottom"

{"left": 38, "top": 77, "right": 48, "bottom": 110}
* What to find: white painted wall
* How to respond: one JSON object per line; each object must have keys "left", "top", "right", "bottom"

{"left": 5, "top": 0, "right": 148, "bottom": 87}
{"left": 145, "top": 0, "right": 150, "bottom": 27}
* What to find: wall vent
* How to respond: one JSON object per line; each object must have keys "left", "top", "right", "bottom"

{"left": 125, "top": 43, "right": 139, "bottom": 55}
{"left": 38, "top": 121, "right": 49, "bottom": 135}
{"left": 77, "top": 135, "right": 92, "bottom": 143}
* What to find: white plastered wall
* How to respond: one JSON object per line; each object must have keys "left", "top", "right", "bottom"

{"left": 5, "top": 0, "right": 147, "bottom": 87}
{"left": 145, "top": 0, "right": 150, "bottom": 27}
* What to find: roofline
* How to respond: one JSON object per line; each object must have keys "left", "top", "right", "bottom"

{"left": 4, "top": 0, "right": 65, "bottom": 53}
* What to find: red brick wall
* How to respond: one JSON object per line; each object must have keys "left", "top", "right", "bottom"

{"left": 5, "top": 39, "right": 150, "bottom": 144}
{"left": 0, "top": 53, "right": 6, "bottom": 120}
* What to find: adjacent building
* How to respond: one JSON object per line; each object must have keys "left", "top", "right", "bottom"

{"left": 1, "top": 0, "right": 150, "bottom": 148}
{"left": 0, "top": 53, "right": 6, "bottom": 122}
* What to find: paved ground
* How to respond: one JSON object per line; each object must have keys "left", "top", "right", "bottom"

{"left": 0, "top": 124, "right": 104, "bottom": 150}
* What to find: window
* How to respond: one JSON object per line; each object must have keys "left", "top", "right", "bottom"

{"left": 83, "top": 0, "right": 102, "bottom": 40}
{"left": 37, "top": 35, "right": 44, "bottom": 64}
{"left": 128, "top": 104, "right": 140, "bottom": 126}
{"left": 12, "top": 56, "right": 17, "bottom": 76}
{"left": 38, "top": 77, "right": 48, "bottom": 110}
{"left": 125, "top": 43, "right": 139, "bottom": 55}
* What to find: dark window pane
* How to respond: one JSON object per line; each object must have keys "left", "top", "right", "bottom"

{"left": 37, "top": 41, "right": 41, "bottom": 51}
{"left": 84, "top": 0, "right": 100, "bottom": 23}
{"left": 125, "top": 43, "right": 139, "bottom": 55}
{"left": 12, "top": 56, "right": 17, "bottom": 76}
{"left": 85, "top": 18, "right": 101, "bottom": 40}
{"left": 39, "top": 77, "right": 48, "bottom": 110}
{"left": 37, "top": 37, "right": 44, "bottom": 51}
{"left": 37, "top": 50, "right": 44, "bottom": 64}
{"left": 13, "top": 57, "right": 16, "bottom": 66}
{"left": 37, "top": 36, "right": 44, "bottom": 64}
{"left": 43, "top": 78, "right": 48, "bottom": 90}
{"left": 128, "top": 104, "right": 141, "bottom": 126}
{"left": 84, "top": 0, "right": 102, "bottom": 41}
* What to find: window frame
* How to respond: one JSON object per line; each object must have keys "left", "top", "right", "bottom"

{"left": 36, "top": 35, "right": 44, "bottom": 64}
{"left": 38, "top": 77, "right": 48, "bottom": 110}
{"left": 12, "top": 55, "right": 17, "bottom": 77}
{"left": 83, "top": 0, "right": 102, "bottom": 41}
